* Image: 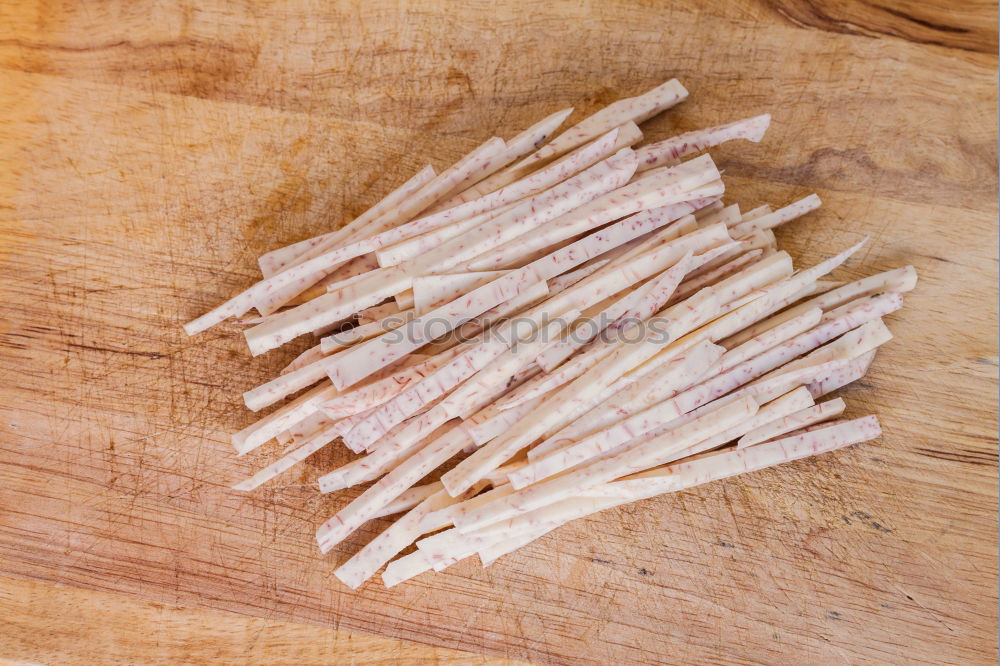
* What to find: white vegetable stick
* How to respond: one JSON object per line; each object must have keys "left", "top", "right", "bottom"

{"left": 412, "top": 271, "right": 507, "bottom": 316}
{"left": 434, "top": 108, "right": 575, "bottom": 205}
{"left": 436, "top": 115, "right": 638, "bottom": 210}
{"left": 327, "top": 171, "right": 723, "bottom": 390}
{"left": 519, "top": 221, "right": 734, "bottom": 378}
{"left": 394, "top": 289, "right": 415, "bottom": 310}
{"left": 233, "top": 382, "right": 339, "bottom": 455}
{"left": 318, "top": 417, "right": 485, "bottom": 552}
{"left": 488, "top": 79, "right": 688, "bottom": 185}
{"left": 532, "top": 263, "right": 675, "bottom": 373}
{"left": 634, "top": 114, "right": 771, "bottom": 173}
{"left": 528, "top": 293, "right": 899, "bottom": 474}
{"left": 319, "top": 348, "right": 463, "bottom": 421}
{"left": 462, "top": 157, "right": 723, "bottom": 271}
{"left": 614, "top": 250, "right": 706, "bottom": 324}
{"left": 479, "top": 526, "right": 551, "bottom": 567}
{"left": 196, "top": 178, "right": 516, "bottom": 335}
{"left": 382, "top": 549, "right": 434, "bottom": 588}
{"left": 420, "top": 484, "right": 517, "bottom": 535}
{"left": 257, "top": 165, "right": 435, "bottom": 278}
{"left": 231, "top": 421, "right": 344, "bottom": 492}
{"left": 667, "top": 249, "right": 763, "bottom": 305}
{"left": 760, "top": 316, "right": 892, "bottom": 383}
{"left": 416, "top": 496, "right": 619, "bottom": 569}
{"left": 296, "top": 138, "right": 508, "bottom": 266}
{"left": 288, "top": 407, "right": 338, "bottom": 442}
{"left": 722, "top": 266, "right": 918, "bottom": 348}
{"left": 452, "top": 280, "right": 551, "bottom": 339}
{"left": 253, "top": 138, "right": 516, "bottom": 316}
{"left": 618, "top": 416, "right": 881, "bottom": 492}
{"left": 244, "top": 149, "right": 636, "bottom": 356}
{"left": 342, "top": 337, "right": 509, "bottom": 451}
{"left": 807, "top": 350, "right": 875, "bottom": 398}
{"left": 527, "top": 338, "right": 724, "bottom": 463}
{"left": 649, "top": 386, "right": 816, "bottom": 465}
{"left": 421, "top": 121, "right": 629, "bottom": 231}
{"left": 334, "top": 482, "right": 489, "bottom": 589}
{"left": 471, "top": 212, "right": 716, "bottom": 362}
{"left": 343, "top": 295, "right": 555, "bottom": 449}
{"left": 473, "top": 416, "right": 881, "bottom": 554}
{"left": 333, "top": 407, "right": 380, "bottom": 451}
{"left": 316, "top": 414, "right": 451, "bottom": 493}
{"left": 706, "top": 251, "right": 794, "bottom": 309}
{"left": 714, "top": 308, "right": 824, "bottom": 374}
{"left": 730, "top": 194, "right": 822, "bottom": 239}
{"left": 695, "top": 203, "right": 742, "bottom": 229}
{"left": 451, "top": 395, "right": 757, "bottom": 531}
{"left": 694, "top": 200, "right": 725, "bottom": 219}
{"left": 441, "top": 313, "right": 706, "bottom": 497}
{"left": 357, "top": 302, "right": 400, "bottom": 325}
{"left": 546, "top": 259, "right": 611, "bottom": 292}
{"left": 742, "top": 204, "right": 772, "bottom": 221}
{"left": 739, "top": 398, "right": 845, "bottom": 448}
{"left": 242, "top": 342, "right": 418, "bottom": 413}
{"left": 480, "top": 460, "right": 528, "bottom": 487}
{"left": 374, "top": 200, "right": 521, "bottom": 268}
{"left": 279, "top": 343, "right": 329, "bottom": 376}
{"left": 544, "top": 240, "right": 727, "bottom": 374}
{"left": 370, "top": 481, "right": 444, "bottom": 520}
{"left": 320, "top": 310, "right": 413, "bottom": 353}
{"left": 409, "top": 148, "right": 640, "bottom": 274}
{"left": 505, "top": 282, "right": 723, "bottom": 413}
{"left": 284, "top": 253, "right": 381, "bottom": 308}
{"left": 463, "top": 396, "right": 547, "bottom": 446}
{"left": 441, "top": 313, "right": 578, "bottom": 419}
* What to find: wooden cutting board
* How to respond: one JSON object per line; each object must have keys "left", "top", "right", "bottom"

{"left": 1, "top": 1, "right": 996, "bottom": 663}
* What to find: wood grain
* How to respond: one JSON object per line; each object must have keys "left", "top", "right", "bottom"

{"left": 0, "top": 574, "right": 521, "bottom": 665}
{"left": 0, "top": 0, "right": 996, "bottom": 664}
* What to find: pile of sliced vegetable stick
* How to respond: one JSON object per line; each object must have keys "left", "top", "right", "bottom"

{"left": 184, "top": 78, "right": 918, "bottom": 589}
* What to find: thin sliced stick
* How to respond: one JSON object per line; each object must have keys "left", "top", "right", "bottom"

{"left": 253, "top": 138, "right": 514, "bottom": 315}
{"left": 434, "top": 108, "right": 575, "bottom": 204}
{"left": 738, "top": 398, "right": 846, "bottom": 448}
{"left": 462, "top": 157, "right": 724, "bottom": 271}
{"left": 522, "top": 294, "right": 899, "bottom": 476}
{"left": 370, "top": 481, "right": 444, "bottom": 520}
{"left": 316, "top": 415, "right": 453, "bottom": 493}
{"left": 722, "top": 266, "right": 917, "bottom": 348}
{"left": 441, "top": 306, "right": 724, "bottom": 497}
{"left": 634, "top": 114, "right": 771, "bottom": 173}
{"left": 244, "top": 149, "right": 636, "bottom": 356}
{"left": 318, "top": 420, "right": 475, "bottom": 552}
{"left": 334, "top": 482, "right": 488, "bottom": 589}
{"left": 730, "top": 194, "right": 822, "bottom": 239}
{"left": 412, "top": 271, "right": 507, "bottom": 316}
{"left": 807, "top": 350, "right": 875, "bottom": 398}
{"left": 231, "top": 420, "right": 344, "bottom": 491}
{"left": 320, "top": 310, "right": 413, "bottom": 353}
{"left": 483, "top": 79, "right": 688, "bottom": 187}
{"left": 318, "top": 348, "right": 464, "bottom": 421}
{"left": 326, "top": 170, "right": 722, "bottom": 389}
{"left": 527, "top": 338, "right": 724, "bottom": 462}
{"left": 233, "top": 382, "right": 339, "bottom": 455}
{"left": 375, "top": 200, "right": 522, "bottom": 268}
{"left": 459, "top": 417, "right": 881, "bottom": 562}
{"left": 382, "top": 549, "right": 434, "bottom": 588}
{"left": 257, "top": 165, "right": 435, "bottom": 278}
{"left": 742, "top": 204, "right": 772, "bottom": 221}
{"left": 451, "top": 395, "right": 757, "bottom": 531}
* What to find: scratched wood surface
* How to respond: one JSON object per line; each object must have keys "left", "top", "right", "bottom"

{"left": 0, "top": 1, "right": 996, "bottom": 664}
